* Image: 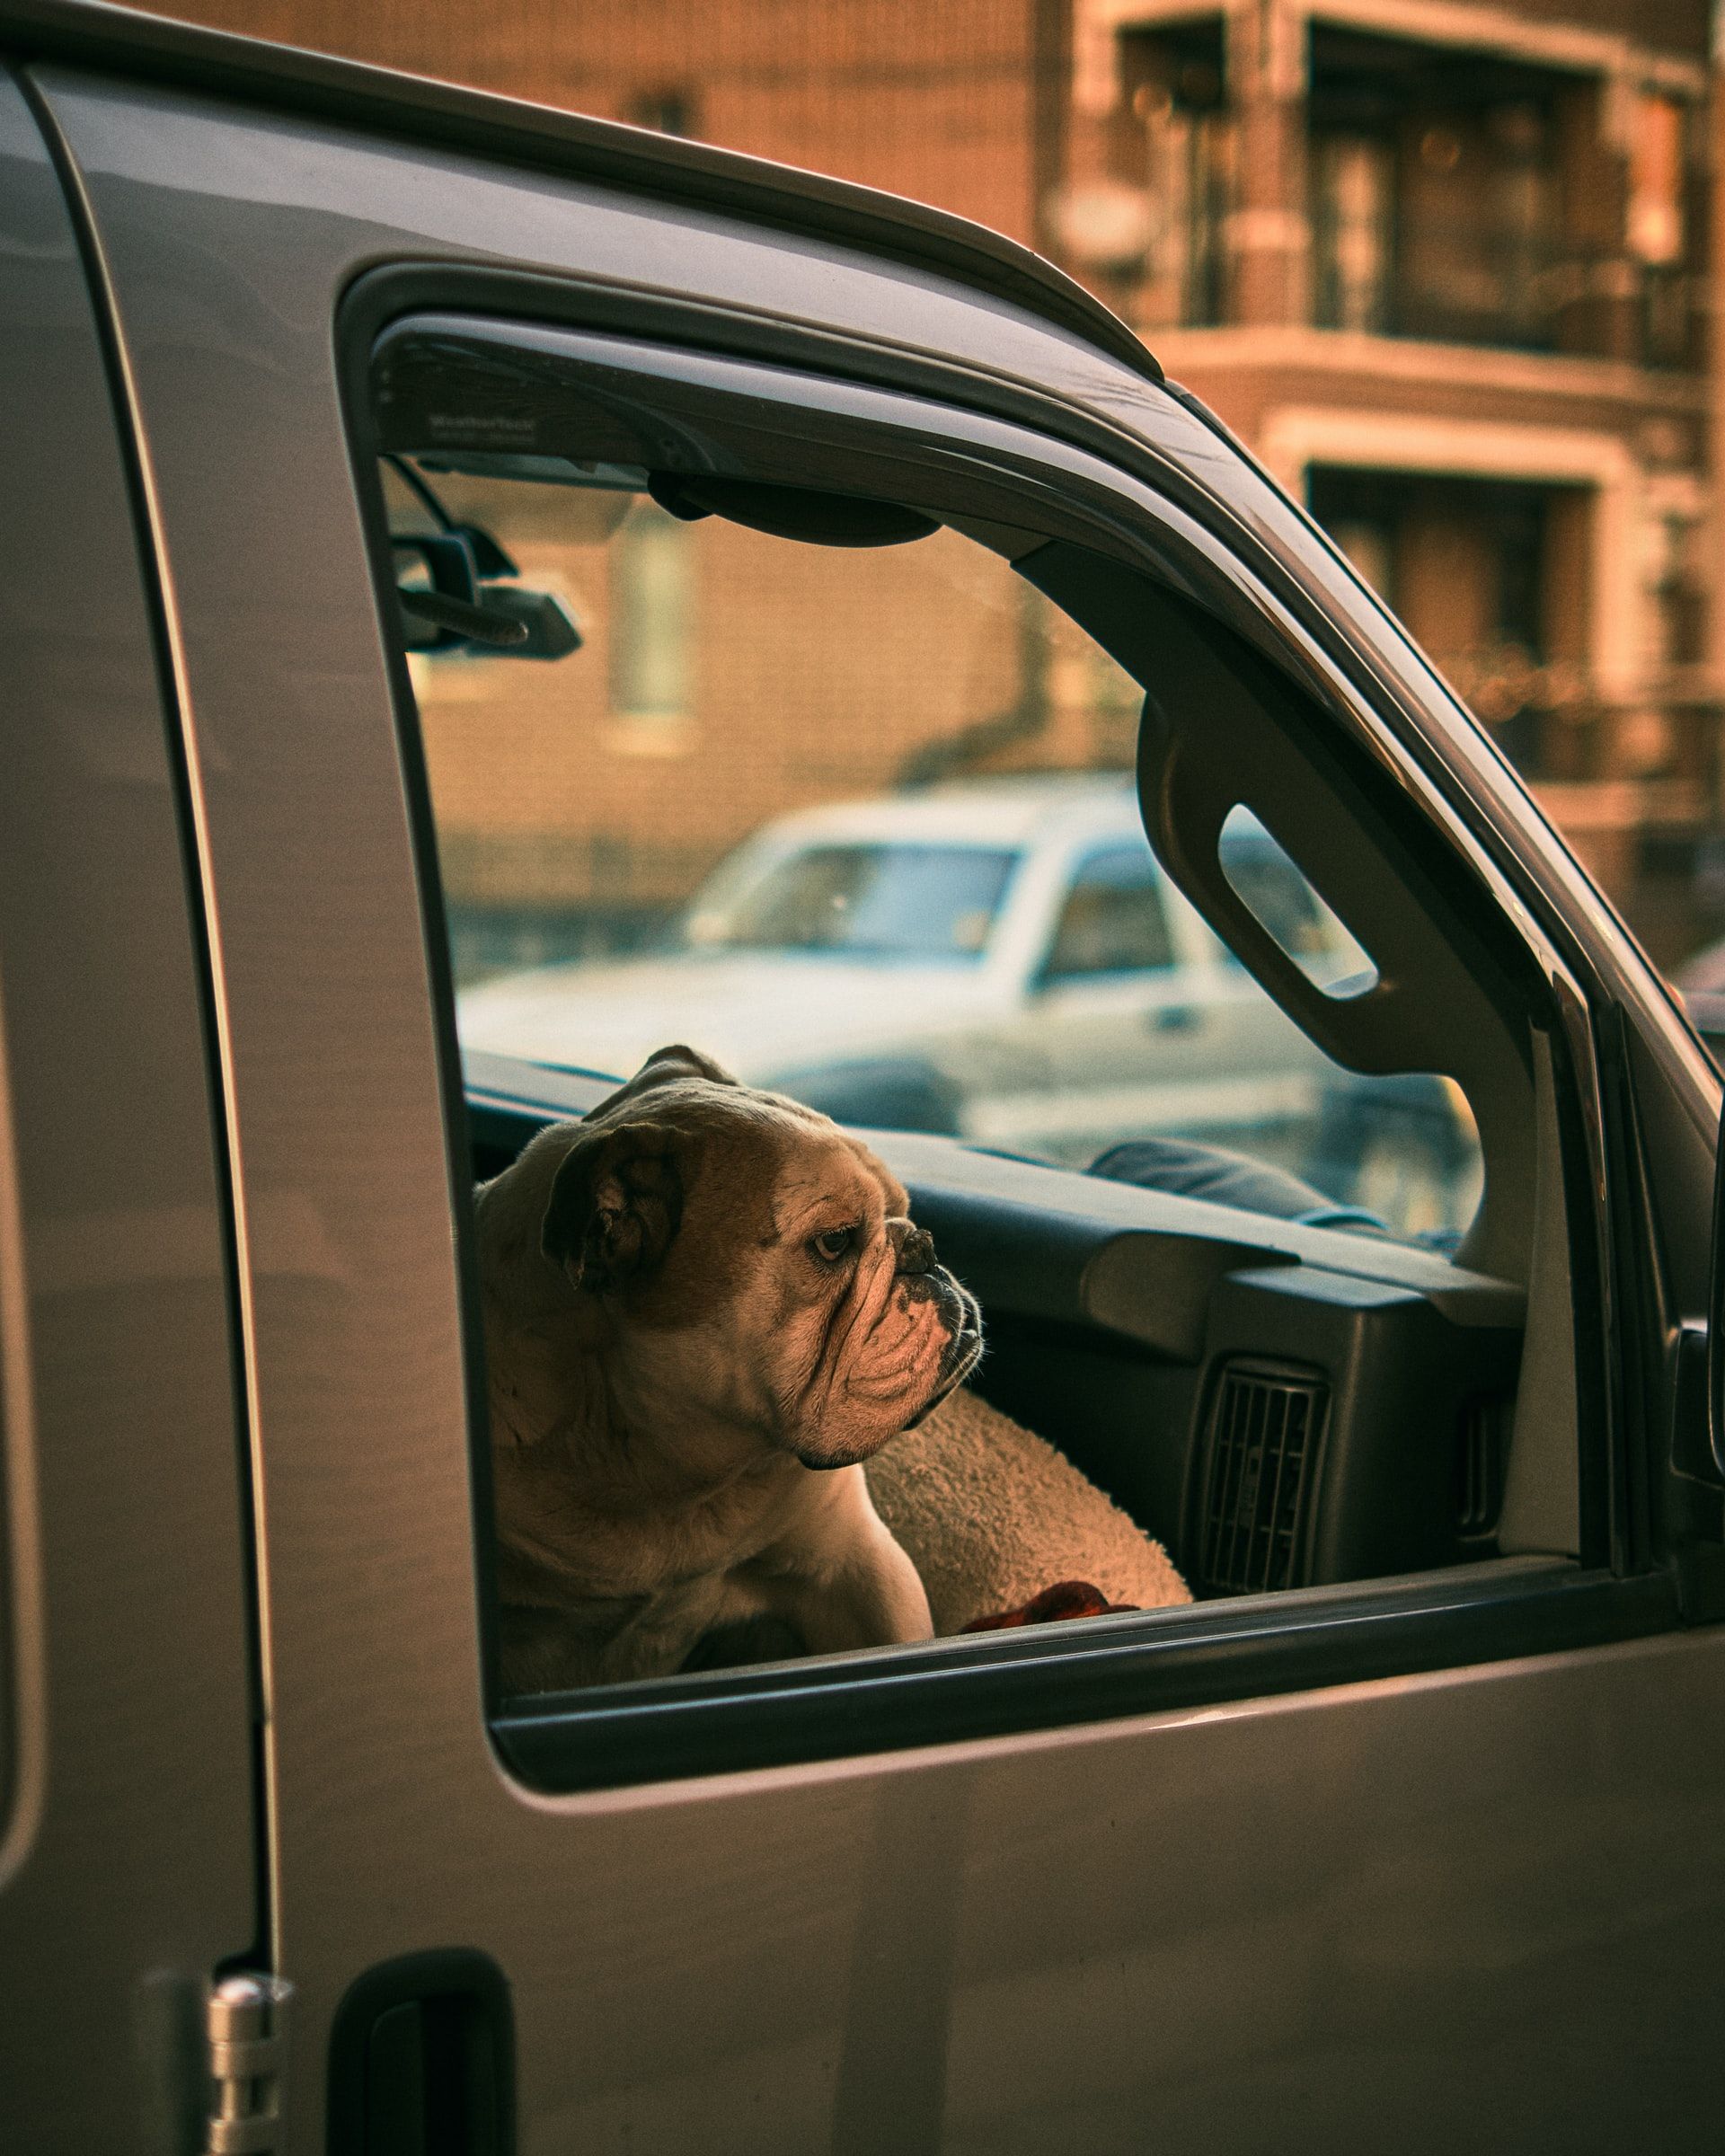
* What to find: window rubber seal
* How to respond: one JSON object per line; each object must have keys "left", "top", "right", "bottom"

{"left": 494, "top": 1563, "right": 1678, "bottom": 1792}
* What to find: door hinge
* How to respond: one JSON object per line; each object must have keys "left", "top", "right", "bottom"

{"left": 205, "top": 1973, "right": 293, "bottom": 2155}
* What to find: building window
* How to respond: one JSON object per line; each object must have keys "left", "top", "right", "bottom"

{"left": 1309, "top": 467, "right": 1591, "bottom": 782}
{"left": 1630, "top": 93, "right": 1691, "bottom": 366}
{"left": 1111, "top": 17, "right": 1231, "bottom": 330}
{"left": 1326, "top": 513, "right": 1395, "bottom": 605}
{"left": 1311, "top": 134, "right": 1393, "bottom": 332}
{"left": 609, "top": 499, "right": 693, "bottom": 729}
{"left": 1308, "top": 27, "right": 1568, "bottom": 354}
{"left": 1628, "top": 93, "right": 1685, "bottom": 268}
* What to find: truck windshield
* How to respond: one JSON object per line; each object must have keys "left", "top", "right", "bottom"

{"left": 682, "top": 843, "right": 1020, "bottom": 959}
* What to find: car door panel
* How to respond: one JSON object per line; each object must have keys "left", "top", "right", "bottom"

{"left": 36, "top": 66, "right": 1725, "bottom": 2154}
{"left": 0, "top": 71, "right": 257, "bottom": 2153}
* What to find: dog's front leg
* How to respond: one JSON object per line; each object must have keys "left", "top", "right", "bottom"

{"left": 819, "top": 1522, "right": 934, "bottom": 1653}
{"left": 758, "top": 1464, "right": 933, "bottom": 1657}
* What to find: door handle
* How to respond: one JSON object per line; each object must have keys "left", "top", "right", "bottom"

{"left": 328, "top": 1949, "right": 513, "bottom": 2156}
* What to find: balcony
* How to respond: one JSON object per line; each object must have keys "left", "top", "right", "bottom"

{"left": 1311, "top": 198, "right": 1694, "bottom": 367}
{"left": 1093, "top": 18, "right": 1700, "bottom": 371}
{"left": 1305, "top": 24, "right": 1697, "bottom": 368}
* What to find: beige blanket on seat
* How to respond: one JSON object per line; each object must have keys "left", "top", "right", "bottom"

{"left": 866, "top": 1386, "right": 1190, "bottom": 1635}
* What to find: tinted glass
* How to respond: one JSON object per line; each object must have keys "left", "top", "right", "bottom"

{"left": 1219, "top": 806, "right": 1379, "bottom": 996}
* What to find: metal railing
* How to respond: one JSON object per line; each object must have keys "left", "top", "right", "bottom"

{"left": 1310, "top": 205, "right": 1695, "bottom": 366}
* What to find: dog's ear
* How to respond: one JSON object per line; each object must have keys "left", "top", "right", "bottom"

{"left": 585, "top": 1043, "right": 739, "bottom": 1123}
{"left": 637, "top": 1043, "right": 738, "bottom": 1088}
{"left": 541, "top": 1122, "right": 685, "bottom": 1294}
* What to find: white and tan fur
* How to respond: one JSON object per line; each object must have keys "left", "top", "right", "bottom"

{"left": 477, "top": 1046, "right": 980, "bottom": 1692}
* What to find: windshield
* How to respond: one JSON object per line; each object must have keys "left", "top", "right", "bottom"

{"left": 682, "top": 843, "right": 1020, "bottom": 960}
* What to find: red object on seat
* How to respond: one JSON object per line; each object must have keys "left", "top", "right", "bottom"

{"left": 960, "top": 1579, "right": 1138, "bottom": 1630}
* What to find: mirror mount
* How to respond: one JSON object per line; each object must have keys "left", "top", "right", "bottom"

{"left": 385, "top": 454, "right": 582, "bottom": 659}
{"left": 647, "top": 472, "right": 938, "bottom": 547}
{"left": 391, "top": 532, "right": 581, "bottom": 660}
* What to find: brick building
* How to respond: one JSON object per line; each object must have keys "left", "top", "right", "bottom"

{"left": 1061, "top": 0, "right": 1715, "bottom": 952}
{"left": 142, "top": 0, "right": 1719, "bottom": 960}
{"left": 149, "top": 0, "right": 1067, "bottom": 242}
{"left": 391, "top": 476, "right": 1072, "bottom": 972}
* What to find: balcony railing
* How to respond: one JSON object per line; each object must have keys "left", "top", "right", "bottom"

{"left": 1312, "top": 205, "right": 1694, "bottom": 367}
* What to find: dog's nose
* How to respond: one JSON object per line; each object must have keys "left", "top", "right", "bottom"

{"left": 890, "top": 1219, "right": 935, "bottom": 1276}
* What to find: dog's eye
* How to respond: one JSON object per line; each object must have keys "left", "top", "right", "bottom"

{"left": 809, "top": 1226, "right": 856, "bottom": 1264}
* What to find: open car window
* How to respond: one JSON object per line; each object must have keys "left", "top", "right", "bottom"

{"left": 381, "top": 456, "right": 1480, "bottom": 1242}
{"left": 351, "top": 314, "right": 1587, "bottom": 1787}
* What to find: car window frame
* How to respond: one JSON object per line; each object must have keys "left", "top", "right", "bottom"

{"left": 338, "top": 277, "right": 1647, "bottom": 1790}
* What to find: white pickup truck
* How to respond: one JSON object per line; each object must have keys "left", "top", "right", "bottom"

{"left": 460, "top": 774, "right": 1476, "bottom": 1231}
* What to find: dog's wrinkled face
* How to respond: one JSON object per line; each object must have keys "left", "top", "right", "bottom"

{"left": 541, "top": 1046, "right": 982, "bottom": 1468}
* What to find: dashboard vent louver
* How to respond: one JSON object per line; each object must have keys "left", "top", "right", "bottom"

{"left": 1456, "top": 1396, "right": 1509, "bottom": 1538}
{"left": 1200, "top": 1362, "right": 1327, "bottom": 1595}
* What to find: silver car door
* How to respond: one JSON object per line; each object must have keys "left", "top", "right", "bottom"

{"left": 34, "top": 47, "right": 1725, "bottom": 2156}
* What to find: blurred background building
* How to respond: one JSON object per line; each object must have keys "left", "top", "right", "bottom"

{"left": 1059, "top": 0, "right": 1715, "bottom": 964}
{"left": 131, "top": 0, "right": 1721, "bottom": 967}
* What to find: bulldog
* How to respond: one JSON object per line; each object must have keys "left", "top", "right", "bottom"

{"left": 476, "top": 1045, "right": 982, "bottom": 1692}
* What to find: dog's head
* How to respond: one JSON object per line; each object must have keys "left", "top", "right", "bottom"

{"left": 534, "top": 1045, "right": 982, "bottom": 1469}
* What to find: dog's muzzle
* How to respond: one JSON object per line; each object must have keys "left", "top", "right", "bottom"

{"left": 902, "top": 1266, "right": 984, "bottom": 1427}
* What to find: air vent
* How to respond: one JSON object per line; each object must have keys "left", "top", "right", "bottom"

{"left": 1456, "top": 1396, "right": 1510, "bottom": 1539}
{"left": 1200, "top": 1362, "right": 1327, "bottom": 1595}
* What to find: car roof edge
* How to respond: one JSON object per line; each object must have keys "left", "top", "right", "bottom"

{"left": 2, "top": 0, "right": 1163, "bottom": 390}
